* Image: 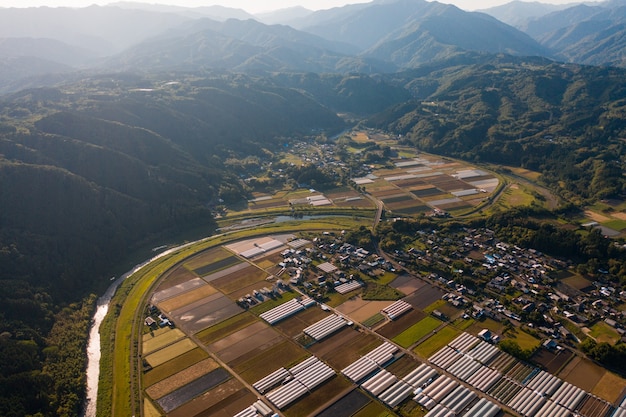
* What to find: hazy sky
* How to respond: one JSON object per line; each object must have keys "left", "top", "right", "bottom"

{"left": 0, "top": 0, "right": 588, "bottom": 13}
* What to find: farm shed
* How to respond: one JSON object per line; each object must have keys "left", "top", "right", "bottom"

{"left": 464, "top": 365, "right": 501, "bottom": 392}
{"left": 535, "top": 399, "right": 573, "bottom": 417}
{"left": 317, "top": 262, "right": 337, "bottom": 273}
{"left": 525, "top": 370, "right": 562, "bottom": 396}
{"left": 429, "top": 345, "right": 462, "bottom": 369}
{"left": 448, "top": 332, "right": 479, "bottom": 352}
{"left": 335, "top": 280, "right": 363, "bottom": 294}
{"left": 463, "top": 398, "right": 501, "bottom": 417}
{"left": 342, "top": 356, "right": 378, "bottom": 383}
{"left": 259, "top": 297, "right": 311, "bottom": 324}
{"left": 233, "top": 406, "right": 258, "bottom": 417}
{"left": 424, "top": 404, "right": 454, "bottom": 417}
{"left": 551, "top": 382, "right": 587, "bottom": 411}
{"left": 253, "top": 367, "right": 290, "bottom": 394}
{"left": 240, "top": 239, "right": 284, "bottom": 258}
{"left": 381, "top": 300, "right": 413, "bottom": 320}
{"left": 439, "top": 385, "right": 476, "bottom": 414}
{"left": 467, "top": 340, "right": 499, "bottom": 364}
{"left": 487, "top": 377, "right": 523, "bottom": 404}
{"left": 509, "top": 387, "right": 546, "bottom": 417}
{"left": 265, "top": 356, "right": 335, "bottom": 409}
{"left": 266, "top": 379, "right": 308, "bottom": 409}
{"left": 446, "top": 355, "right": 482, "bottom": 382}
{"left": 379, "top": 380, "right": 414, "bottom": 408}
{"left": 303, "top": 314, "right": 347, "bottom": 340}
{"left": 342, "top": 342, "right": 398, "bottom": 382}
{"left": 366, "top": 342, "right": 398, "bottom": 364}
{"left": 361, "top": 370, "right": 398, "bottom": 396}
{"left": 402, "top": 363, "right": 438, "bottom": 389}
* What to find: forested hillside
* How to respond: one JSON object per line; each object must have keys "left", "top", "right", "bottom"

{"left": 0, "top": 73, "right": 345, "bottom": 417}
{"left": 367, "top": 54, "right": 626, "bottom": 202}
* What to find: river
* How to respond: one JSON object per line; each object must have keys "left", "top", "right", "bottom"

{"left": 82, "top": 241, "right": 201, "bottom": 417}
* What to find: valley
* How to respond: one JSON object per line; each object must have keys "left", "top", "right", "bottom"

{"left": 1, "top": 1, "right": 626, "bottom": 416}
{"left": 96, "top": 129, "right": 626, "bottom": 417}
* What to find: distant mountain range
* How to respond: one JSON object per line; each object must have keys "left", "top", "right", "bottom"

{"left": 1, "top": 0, "right": 626, "bottom": 93}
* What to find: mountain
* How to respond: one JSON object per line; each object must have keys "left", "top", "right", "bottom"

{"left": 103, "top": 18, "right": 394, "bottom": 74}
{"left": 255, "top": 6, "right": 314, "bottom": 25}
{"left": 0, "top": 5, "right": 191, "bottom": 55}
{"left": 294, "top": 0, "right": 548, "bottom": 68}
{"left": 367, "top": 53, "right": 626, "bottom": 199}
{"left": 110, "top": 2, "right": 255, "bottom": 21}
{"left": 522, "top": 2, "right": 626, "bottom": 66}
{"left": 479, "top": 0, "right": 574, "bottom": 28}
{"left": 0, "top": 37, "right": 97, "bottom": 67}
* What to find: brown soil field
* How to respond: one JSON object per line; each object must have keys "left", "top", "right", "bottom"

{"left": 236, "top": 341, "right": 309, "bottom": 384}
{"left": 335, "top": 199, "right": 375, "bottom": 208}
{"left": 274, "top": 308, "right": 331, "bottom": 337}
{"left": 158, "top": 285, "right": 218, "bottom": 314}
{"left": 404, "top": 285, "right": 446, "bottom": 310}
{"left": 376, "top": 309, "right": 427, "bottom": 339}
{"left": 394, "top": 178, "right": 428, "bottom": 188}
{"left": 142, "top": 328, "right": 186, "bottom": 355}
{"left": 211, "top": 265, "right": 268, "bottom": 294}
{"left": 167, "top": 379, "right": 254, "bottom": 417}
{"left": 592, "top": 371, "right": 626, "bottom": 403}
{"left": 183, "top": 247, "right": 235, "bottom": 271}
{"left": 182, "top": 303, "right": 243, "bottom": 334}
{"left": 351, "top": 401, "right": 389, "bottom": 417}
{"left": 143, "top": 348, "right": 209, "bottom": 387}
{"left": 429, "top": 177, "right": 474, "bottom": 191}
{"left": 207, "top": 321, "right": 270, "bottom": 352}
{"left": 202, "top": 262, "right": 251, "bottom": 283}
{"left": 613, "top": 212, "right": 626, "bottom": 220}
{"left": 145, "top": 358, "right": 219, "bottom": 400}
{"left": 558, "top": 356, "right": 605, "bottom": 391}
{"left": 249, "top": 199, "right": 288, "bottom": 210}
{"left": 157, "top": 266, "right": 200, "bottom": 291}
{"left": 390, "top": 274, "right": 427, "bottom": 295}
{"left": 145, "top": 338, "right": 198, "bottom": 368}
{"left": 315, "top": 389, "right": 370, "bottom": 417}
{"left": 169, "top": 292, "right": 229, "bottom": 319}
{"left": 326, "top": 190, "right": 361, "bottom": 199}
{"left": 437, "top": 201, "right": 472, "bottom": 211}
{"left": 385, "top": 355, "right": 421, "bottom": 379}
{"left": 585, "top": 210, "right": 611, "bottom": 223}
{"left": 227, "top": 281, "right": 275, "bottom": 301}
{"left": 464, "top": 174, "right": 496, "bottom": 183}
{"left": 192, "top": 255, "right": 242, "bottom": 277}
{"left": 310, "top": 328, "right": 380, "bottom": 370}
{"left": 152, "top": 277, "right": 206, "bottom": 303}
{"left": 371, "top": 188, "right": 406, "bottom": 198}
{"left": 531, "top": 348, "right": 574, "bottom": 374}
{"left": 386, "top": 199, "right": 425, "bottom": 210}
{"left": 195, "top": 312, "right": 257, "bottom": 344}
{"left": 381, "top": 194, "right": 414, "bottom": 203}
{"left": 393, "top": 205, "right": 432, "bottom": 215}
{"left": 283, "top": 376, "right": 352, "bottom": 417}
{"left": 338, "top": 300, "right": 394, "bottom": 323}
{"left": 212, "top": 326, "right": 283, "bottom": 364}
{"left": 411, "top": 188, "right": 446, "bottom": 199}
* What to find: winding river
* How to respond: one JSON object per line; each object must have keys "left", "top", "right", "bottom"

{"left": 82, "top": 243, "right": 196, "bottom": 417}
{"left": 81, "top": 214, "right": 344, "bottom": 416}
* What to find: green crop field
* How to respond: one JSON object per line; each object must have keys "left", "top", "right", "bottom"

{"left": 393, "top": 316, "right": 442, "bottom": 348}
{"left": 413, "top": 325, "right": 460, "bottom": 358}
